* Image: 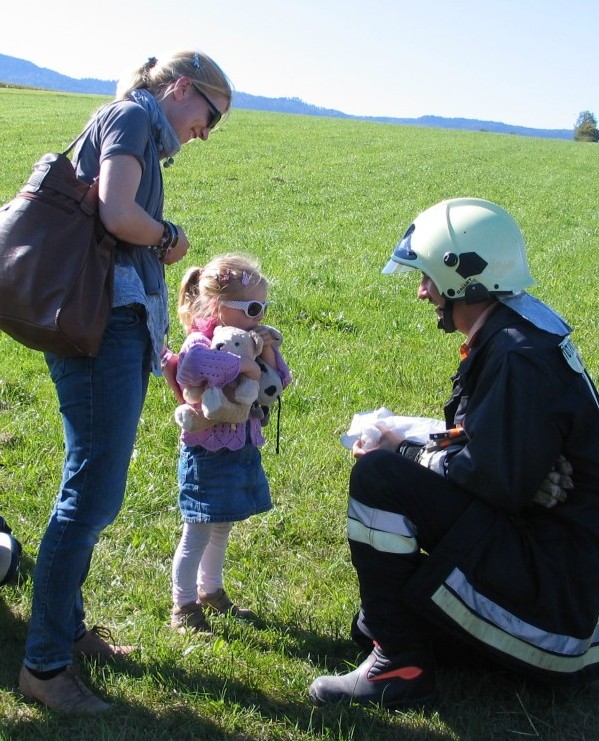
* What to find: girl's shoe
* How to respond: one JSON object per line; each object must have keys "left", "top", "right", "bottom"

{"left": 197, "top": 588, "right": 255, "bottom": 619}
{"left": 170, "top": 602, "right": 212, "bottom": 634}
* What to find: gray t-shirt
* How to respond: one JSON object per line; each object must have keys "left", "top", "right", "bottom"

{"left": 75, "top": 100, "right": 164, "bottom": 220}
{"left": 73, "top": 99, "right": 169, "bottom": 370}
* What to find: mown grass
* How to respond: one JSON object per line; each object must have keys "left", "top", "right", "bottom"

{"left": 0, "top": 87, "right": 598, "bottom": 740}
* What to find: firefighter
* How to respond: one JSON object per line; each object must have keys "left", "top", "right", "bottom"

{"left": 310, "top": 198, "right": 599, "bottom": 709}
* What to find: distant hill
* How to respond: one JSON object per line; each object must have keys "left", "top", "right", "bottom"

{"left": 0, "top": 54, "right": 573, "bottom": 141}
{"left": 233, "top": 90, "right": 573, "bottom": 140}
{"left": 0, "top": 53, "right": 116, "bottom": 96}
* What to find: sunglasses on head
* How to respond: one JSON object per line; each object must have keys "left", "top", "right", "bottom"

{"left": 191, "top": 84, "right": 222, "bottom": 130}
{"left": 220, "top": 299, "right": 269, "bottom": 318}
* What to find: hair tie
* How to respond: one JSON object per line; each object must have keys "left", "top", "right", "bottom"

{"left": 147, "top": 56, "right": 158, "bottom": 69}
{"left": 200, "top": 268, "right": 229, "bottom": 286}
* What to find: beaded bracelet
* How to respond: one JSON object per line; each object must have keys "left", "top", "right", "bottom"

{"left": 149, "top": 220, "right": 179, "bottom": 259}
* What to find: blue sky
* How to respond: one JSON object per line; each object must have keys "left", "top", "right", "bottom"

{"left": 3, "top": 0, "right": 597, "bottom": 130}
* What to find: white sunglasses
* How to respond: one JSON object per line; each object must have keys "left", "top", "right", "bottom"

{"left": 220, "top": 299, "right": 269, "bottom": 318}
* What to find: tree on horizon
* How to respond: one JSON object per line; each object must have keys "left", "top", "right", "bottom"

{"left": 574, "top": 111, "right": 598, "bottom": 142}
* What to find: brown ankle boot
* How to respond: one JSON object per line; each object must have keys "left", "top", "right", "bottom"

{"left": 73, "top": 625, "right": 135, "bottom": 659}
{"left": 197, "top": 587, "right": 255, "bottom": 619}
{"left": 19, "top": 665, "right": 110, "bottom": 714}
{"left": 170, "top": 602, "right": 212, "bottom": 634}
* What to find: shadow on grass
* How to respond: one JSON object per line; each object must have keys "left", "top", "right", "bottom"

{"left": 2, "top": 602, "right": 595, "bottom": 741}
{"left": 0, "top": 592, "right": 29, "bottom": 680}
{"left": 212, "top": 612, "right": 599, "bottom": 740}
{"left": 108, "top": 648, "right": 451, "bottom": 741}
{"left": 0, "top": 547, "right": 37, "bottom": 682}
{"left": 0, "top": 606, "right": 451, "bottom": 741}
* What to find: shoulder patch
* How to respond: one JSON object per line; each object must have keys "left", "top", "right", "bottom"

{"left": 558, "top": 337, "right": 585, "bottom": 374}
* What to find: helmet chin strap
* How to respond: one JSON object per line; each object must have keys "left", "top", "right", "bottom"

{"left": 437, "top": 300, "right": 456, "bottom": 333}
{"left": 438, "top": 284, "right": 493, "bottom": 333}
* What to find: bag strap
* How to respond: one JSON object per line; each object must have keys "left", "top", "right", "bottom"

{"left": 61, "top": 102, "right": 112, "bottom": 157}
{"left": 61, "top": 128, "right": 91, "bottom": 157}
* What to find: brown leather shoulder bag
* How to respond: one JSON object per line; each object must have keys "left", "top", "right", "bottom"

{"left": 0, "top": 131, "right": 116, "bottom": 357}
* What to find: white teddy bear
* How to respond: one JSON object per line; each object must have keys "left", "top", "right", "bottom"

{"left": 175, "top": 325, "right": 263, "bottom": 432}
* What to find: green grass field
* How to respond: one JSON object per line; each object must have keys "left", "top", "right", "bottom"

{"left": 0, "top": 87, "right": 598, "bottom": 740}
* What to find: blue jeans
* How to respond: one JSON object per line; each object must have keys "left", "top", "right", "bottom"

{"left": 24, "top": 306, "right": 152, "bottom": 672}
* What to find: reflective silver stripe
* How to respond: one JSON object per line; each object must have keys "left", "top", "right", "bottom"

{"left": 347, "top": 498, "right": 418, "bottom": 554}
{"left": 445, "top": 568, "right": 596, "bottom": 653}
{"left": 417, "top": 447, "right": 447, "bottom": 475}
{"left": 432, "top": 567, "right": 599, "bottom": 673}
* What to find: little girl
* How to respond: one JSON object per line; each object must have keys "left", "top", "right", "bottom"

{"left": 167, "top": 254, "right": 291, "bottom": 633}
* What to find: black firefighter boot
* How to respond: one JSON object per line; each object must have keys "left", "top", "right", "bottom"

{"left": 309, "top": 644, "right": 437, "bottom": 709}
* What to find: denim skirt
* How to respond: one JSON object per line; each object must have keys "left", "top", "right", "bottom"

{"left": 178, "top": 444, "right": 272, "bottom": 523}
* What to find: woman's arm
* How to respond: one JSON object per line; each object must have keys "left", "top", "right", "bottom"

{"left": 98, "top": 155, "right": 188, "bottom": 264}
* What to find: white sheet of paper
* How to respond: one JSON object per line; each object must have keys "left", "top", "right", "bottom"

{"left": 340, "top": 408, "right": 446, "bottom": 449}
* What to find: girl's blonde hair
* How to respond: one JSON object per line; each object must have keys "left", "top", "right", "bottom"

{"left": 178, "top": 254, "right": 268, "bottom": 333}
{"left": 116, "top": 50, "right": 232, "bottom": 114}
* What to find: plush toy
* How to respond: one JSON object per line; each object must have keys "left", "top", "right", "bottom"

{"left": 249, "top": 326, "right": 284, "bottom": 424}
{"left": 0, "top": 516, "right": 21, "bottom": 586}
{"left": 175, "top": 325, "right": 264, "bottom": 433}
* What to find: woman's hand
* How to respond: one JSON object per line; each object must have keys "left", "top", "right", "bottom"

{"left": 161, "top": 228, "right": 189, "bottom": 265}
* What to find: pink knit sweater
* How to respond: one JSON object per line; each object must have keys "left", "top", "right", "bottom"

{"left": 176, "top": 320, "right": 291, "bottom": 451}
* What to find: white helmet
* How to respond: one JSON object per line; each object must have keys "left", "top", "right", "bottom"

{"left": 382, "top": 197, "right": 535, "bottom": 302}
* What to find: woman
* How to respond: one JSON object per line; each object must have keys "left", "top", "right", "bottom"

{"left": 19, "top": 50, "right": 232, "bottom": 714}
